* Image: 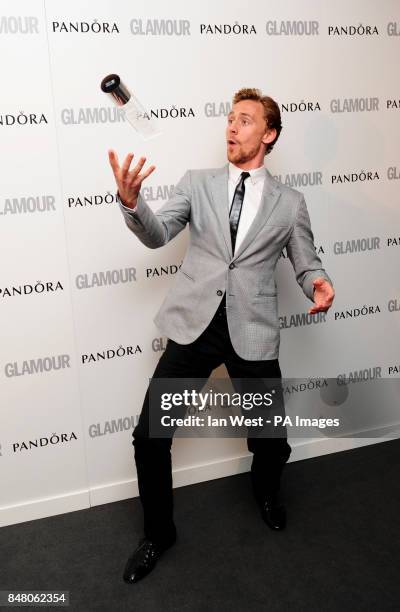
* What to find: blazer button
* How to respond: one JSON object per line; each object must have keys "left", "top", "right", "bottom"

{"left": 216, "top": 290, "right": 223, "bottom": 296}
{"left": 229, "top": 263, "right": 235, "bottom": 269}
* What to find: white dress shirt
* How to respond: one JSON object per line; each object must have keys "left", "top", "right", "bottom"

{"left": 228, "top": 162, "right": 266, "bottom": 254}
{"left": 119, "top": 161, "right": 266, "bottom": 255}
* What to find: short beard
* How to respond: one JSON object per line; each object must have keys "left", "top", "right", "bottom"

{"left": 227, "top": 143, "right": 263, "bottom": 164}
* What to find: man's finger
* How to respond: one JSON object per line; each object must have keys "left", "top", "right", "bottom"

{"left": 129, "top": 156, "right": 147, "bottom": 179}
{"left": 139, "top": 165, "right": 156, "bottom": 181}
{"left": 108, "top": 149, "right": 120, "bottom": 174}
{"left": 121, "top": 152, "right": 135, "bottom": 177}
{"left": 310, "top": 297, "right": 332, "bottom": 312}
{"left": 309, "top": 305, "right": 327, "bottom": 314}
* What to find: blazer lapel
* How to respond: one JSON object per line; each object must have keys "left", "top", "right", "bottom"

{"left": 210, "top": 164, "right": 233, "bottom": 259}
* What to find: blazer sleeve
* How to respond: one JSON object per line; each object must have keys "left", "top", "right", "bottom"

{"left": 118, "top": 170, "right": 191, "bottom": 249}
{"left": 286, "top": 194, "right": 333, "bottom": 301}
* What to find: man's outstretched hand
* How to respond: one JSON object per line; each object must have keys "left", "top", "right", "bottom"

{"left": 108, "top": 150, "right": 156, "bottom": 209}
{"left": 308, "top": 277, "right": 335, "bottom": 314}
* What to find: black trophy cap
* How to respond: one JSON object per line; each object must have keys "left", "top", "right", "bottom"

{"left": 100, "top": 74, "right": 121, "bottom": 93}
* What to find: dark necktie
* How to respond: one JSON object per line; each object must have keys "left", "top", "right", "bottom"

{"left": 229, "top": 171, "right": 250, "bottom": 254}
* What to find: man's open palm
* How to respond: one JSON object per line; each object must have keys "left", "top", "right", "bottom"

{"left": 108, "top": 150, "right": 156, "bottom": 208}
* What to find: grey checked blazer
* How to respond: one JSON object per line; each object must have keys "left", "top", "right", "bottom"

{"left": 119, "top": 164, "right": 333, "bottom": 360}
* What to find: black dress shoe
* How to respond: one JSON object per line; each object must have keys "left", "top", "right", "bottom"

{"left": 123, "top": 535, "right": 176, "bottom": 584}
{"left": 261, "top": 496, "right": 286, "bottom": 530}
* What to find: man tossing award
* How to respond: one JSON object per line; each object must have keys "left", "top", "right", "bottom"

{"left": 108, "top": 87, "right": 335, "bottom": 584}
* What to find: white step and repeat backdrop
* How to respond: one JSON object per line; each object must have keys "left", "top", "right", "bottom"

{"left": 1, "top": 0, "right": 399, "bottom": 526}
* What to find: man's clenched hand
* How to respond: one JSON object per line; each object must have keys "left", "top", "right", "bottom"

{"left": 108, "top": 150, "right": 156, "bottom": 209}
{"left": 308, "top": 277, "right": 335, "bottom": 314}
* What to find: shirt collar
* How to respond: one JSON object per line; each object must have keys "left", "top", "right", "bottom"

{"left": 228, "top": 161, "right": 266, "bottom": 186}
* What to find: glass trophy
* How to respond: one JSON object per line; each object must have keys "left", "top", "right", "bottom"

{"left": 101, "top": 74, "right": 161, "bottom": 141}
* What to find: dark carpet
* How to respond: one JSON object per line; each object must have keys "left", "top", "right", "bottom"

{"left": 1, "top": 439, "right": 399, "bottom": 612}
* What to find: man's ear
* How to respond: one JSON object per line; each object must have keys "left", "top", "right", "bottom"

{"left": 263, "top": 127, "right": 277, "bottom": 145}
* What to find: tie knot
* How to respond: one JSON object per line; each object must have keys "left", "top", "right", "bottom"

{"left": 241, "top": 171, "right": 250, "bottom": 182}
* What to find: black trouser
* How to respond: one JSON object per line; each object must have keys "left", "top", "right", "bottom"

{"left": 132, "top": 294, "right": 292, "bottom": 547}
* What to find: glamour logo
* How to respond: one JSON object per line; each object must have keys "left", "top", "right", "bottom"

{"left": 333, "top": 237, "right": 380, "bottom": 254}
{"left": 0, "top": 16, "right": 39, "bottom": 34}
{"left": 331, "top": 170, "right": 379, "bottom": 184}
{"left": 141, "top": 184, "right": 175, "bottom": 202}
{"left": 330, "top": 97, "right": 379, "bottom": 112}
{"left": 61, "top": 107, "right": 124, "bottom": 125}
{"left": 334, "top": 305, "right": 380, "bottom": 321}
{"left": 67, "top": 191, "right": 119, "bottom": 208}
{"left": 328, "top": 24, "right": 378, "bottom": 36}
{"left": 130, "top": 19, "right": 190, "bottom": 35}
{"left": 61, "top": 106, "right": 194, "bottom": 125}
{"left": 280, "top": 101, "right": 321, "bottom": 113}
{"left": 280, "top": 245, "right": 324, "bottom": 260}
{"left": 0, "top": 195, "right": 55, "bottom": 216}
{"left": 81, "top": 344, "right": 142, "bottom": 364}
{"left": 388, "top": 298, "right": 400, "bottom": 312}
{"left": 13, "top": 432, "right": 77, "bottom": 453}
{"left": 387, "top": 166, "right": 400, "bottom": 179}
{"left": 204, "top": 102, "right": 232, "bottom": 117}
{"left": 4, "top": 354, "right": 70, "bottom": 378}
{"left": 336, "top": 367, "right": 382, "bottom": 385}
{"left": 279, "top": 312, "right": 326, "bottom": 329}
{"left": 387, "top": 22, "right": 400, "bottom": 36}
{"left": 387, "top": 237, "right": 400, "bottom": 247}
{"left": 75, "top": 268, "right": 136, "bottom": 289}
{"left": 152, "top": 337, "right": 167, "bottom": 352}
{"left": 89, "top": 415, "right": 139, "bottom": 438}
{"left": 0, "top": 112, "right": 48, "bottom": 126}
{"left": 0, "top": 280, "right": 63, "bottom": 299}
{"left": 386, "top": 100, "right": 400, "bottom": 109}
{"left": 52, "top": 21, "right": 119, "bottom": 34}
{"left": 200, "top": 23, "right": 257, "bottom": 35}
{"left": 273, "top": 171, "right": 322, "bottom": 188}
{"left": 146, "top": 263, "right": 182, "bottom": 279}
{"left": 265, "top": 20, "right": 319, "bottom": 35}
